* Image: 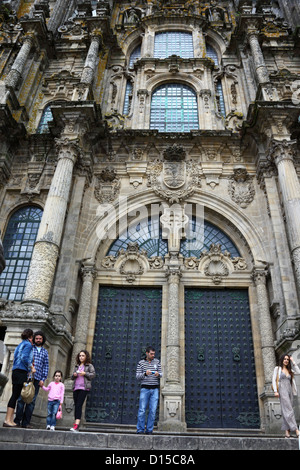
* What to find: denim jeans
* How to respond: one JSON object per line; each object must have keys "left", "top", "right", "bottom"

{"left": 136, "top": 387, "right": 159, "bottom": 434}
{"left": 46, "top": 400, "right": 60, "bottom": 427}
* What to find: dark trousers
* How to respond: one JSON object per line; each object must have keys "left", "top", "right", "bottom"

{"left": 7, "top": 369, "right": 28, "bottom": 409}
{"left": 73, "top": 389, "right": 88, "bottom": 420}
{"left": 15, "top": 379, "right": 40, "bottom": 426}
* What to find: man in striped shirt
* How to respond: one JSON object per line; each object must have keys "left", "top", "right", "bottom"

{"left": 136, "top": 346, "right": 162, "bottom": 434}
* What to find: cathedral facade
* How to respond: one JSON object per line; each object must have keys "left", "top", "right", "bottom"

{"left": 0, "top": 0, "right": 300, "bottom": 433}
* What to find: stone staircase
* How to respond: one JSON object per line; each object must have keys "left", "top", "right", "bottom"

{"left": 0, "top": 426, "right": 298, "bottom": 451}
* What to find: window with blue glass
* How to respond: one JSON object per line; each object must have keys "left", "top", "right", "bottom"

{"left": 216, "top": 80, "right": 226, "bottom": 117}
{"left": 0, "top": 206, "right": 43, "bottom": 301}
{"left": 181, "top": 219, "right": 240, "bottom": 258}
{"left": 150, "top": 84, "right": 199, "bottom": 132}
{"left": 37, "top": 104, "right": 53, "bottom": 134}
{"left": 107, "top": 217, "right": 240, "bottom": 259}
{"left": 107, "top": 217, "right": 168, "bottom": 258}
{"left": 206, "top": 44, "right": 219, "bottom": 65}
{"left": 129, "top": 44, "right": 141, "bottom": 67}
{"left": 154, "top": 31, "right": 194, "bottom": 58}
{"left": 123, "top": 80, "right": 133, "bottom": 115}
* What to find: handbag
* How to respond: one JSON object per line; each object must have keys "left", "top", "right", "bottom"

{"left": 21, "top": 374, "right": 35, "bottom": 404}
{"left": 56, "top": 405, "right": 62, "bottom": 420}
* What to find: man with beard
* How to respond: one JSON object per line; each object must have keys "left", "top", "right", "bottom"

{"left": 14, "top": 330, "right": 49, "bottom": 428}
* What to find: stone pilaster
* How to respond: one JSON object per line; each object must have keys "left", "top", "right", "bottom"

{"left": 71, "top": 263, "right": 96, "bottom": 365}
{"left": 159, "top": 264, "right": 186, "bottom": 432}
{"left": 23, "top": 136, "right": 81, "bottom": 306}
{"left": 252, "top": 266, "right": 276, "bottom": 389}
{"left": 269, "top": 139, "right": 300, "bottom": 298}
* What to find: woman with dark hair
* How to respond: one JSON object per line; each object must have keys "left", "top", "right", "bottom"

{"left": 3, "top": 329, "right": 36, "bottom": 427}
{"left": 70, "top": 350, "right": 95, "bottom": 432}
{"left": 272, "top": 354, "right": 300, "bottom": 438}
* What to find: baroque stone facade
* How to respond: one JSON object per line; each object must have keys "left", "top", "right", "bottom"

{"left": 0, "top": 0, "right": 300, "bottom": 433}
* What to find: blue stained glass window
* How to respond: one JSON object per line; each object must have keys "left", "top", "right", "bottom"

{"left": 150, "top": 84, "right": 199, "bottom": 132}
{"left": 0, "top": 206, "right": 43, "bottom": 301}
{"left": 154, "top": 31, "right": 194, "bottom": 58}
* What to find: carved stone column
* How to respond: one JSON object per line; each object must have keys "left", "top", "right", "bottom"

{"left": 247, "top": 28, "right": 269, "bottom": 85}
{"left": 252, "top": 266, "right": 276, "bottom": 389}
{"left": 159, "top": 264, "right": 186, "bottom": 432}
{"left": 4, "top": 32, "right": 36, "bottom": 90}
{"left": 80, "top": 32, "right": 102, "bottom": 85}
{"left": 269, "top": 139, "right": 300, "bottom": 297}
{"left": 71, "top": 263, "right": 96, "bottom": 366}
{"left": 23, "top": 136, "right": 81, "bottom": 306}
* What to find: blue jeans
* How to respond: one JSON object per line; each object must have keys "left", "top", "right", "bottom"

{"left": 136, "top": 387, "right": 159, "bottom": 434}
{"left": 46, "top": 400, "right": 60, "bottom": 427}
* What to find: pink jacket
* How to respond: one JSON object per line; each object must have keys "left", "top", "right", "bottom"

{"left": 43, "top": 381, "right": 65, "bottom": 403}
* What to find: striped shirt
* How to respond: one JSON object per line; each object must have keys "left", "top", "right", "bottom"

{"left": 136, "top": 358, "right": 162, "bottom": 388}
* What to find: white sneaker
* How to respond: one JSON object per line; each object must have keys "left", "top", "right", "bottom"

{"left": 50, "top": 426, "right": 55, "bottom": 431}
{"left": 46, "top": 425, "right": 50, "bottom": 430}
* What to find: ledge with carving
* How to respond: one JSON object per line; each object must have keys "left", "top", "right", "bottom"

{"left": 0, "top": 298, "right": 72, "bottom": 343}
{"left": 100, "top": 242, "right": 165, "bottom": 283}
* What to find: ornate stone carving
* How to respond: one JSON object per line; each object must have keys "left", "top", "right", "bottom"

{"left": 147, "top": 145, "right": 201, "bottom": 203}
{"left": 94, "top": 167, "right": 120, "bottom": 203}
{"left": 228, "top": 165, "right": 255, "bottom": 208}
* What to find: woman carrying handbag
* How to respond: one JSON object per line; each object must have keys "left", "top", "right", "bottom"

{"left": 3, "top": 329, "right": 36, "bottom": 427}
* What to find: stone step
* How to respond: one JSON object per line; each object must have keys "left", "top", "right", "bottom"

{"left": 0, "top": 427, "right": 298, "bottom": 451}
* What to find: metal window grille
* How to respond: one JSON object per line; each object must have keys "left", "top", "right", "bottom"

{"left": 0, "top": 206, "right": 43, "bottom": 301}
{"left": 154, "top": 31, "right": 194, "bottom": 58}
{"left": 150, "top": 83, "right": 199, "bottom": 132}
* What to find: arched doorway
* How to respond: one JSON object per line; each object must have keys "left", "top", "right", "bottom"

{"left": 85, "top": 213, "right": 260, "bottom": 429}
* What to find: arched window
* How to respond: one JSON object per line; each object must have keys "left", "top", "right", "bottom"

{"left": 107, "top": 217, "right": 168, "bottom": 258}
{"left": 154, "top": 31, "right": 194, "bottom": 58}
{"left": 216, "top": 80, "right": 226, "bottom": 117}
{"left": 37, "top": 104, "right": 53, "bottom": 134}
{"left": 206, "top": 44, "right": 219, "bottom": 65}
{"left": 0, "top": 206, "right": 43, "bottom": 301}
{"left": 129, "top": 45, "right": 141, "bottom": 67}
{"left": 150, "top": 83, "right": 199, "bottom": 132}
{"left": 180, "top": 219, "right": 240, "bottom": 258}
{"left": 106, "top": 218, "right": 240, "bottom": 259}
{"left": 123, "top": 80, "right": 133, "bottom": 115}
